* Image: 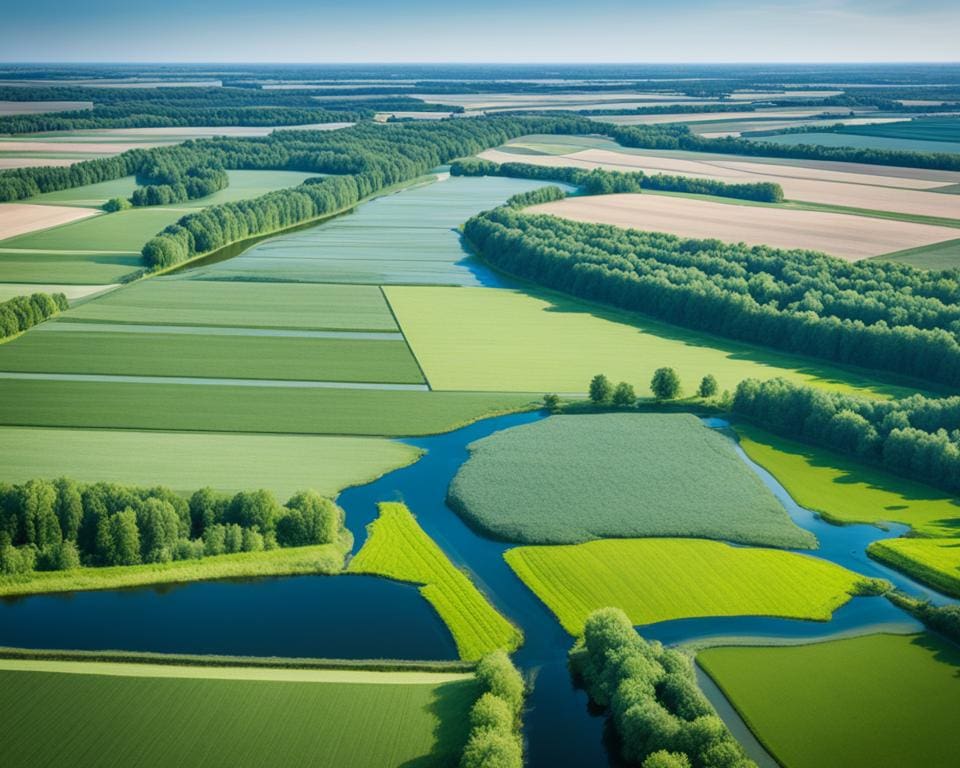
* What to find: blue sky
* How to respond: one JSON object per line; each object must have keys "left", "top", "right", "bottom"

{"left": 5, "top": 0, "right": 958, "bottom": 62}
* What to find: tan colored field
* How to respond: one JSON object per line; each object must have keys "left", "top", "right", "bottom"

{"left": 0, "top": 100, "right": 92, "bottom": 116}
{"left": 0, "top": 157, "right": 81, "bottom": 169}
{"left": 528, "top": 194, "right": 957, "bottom": 260}
{"left": 417, "top": 92, "right": 719, "bottom": 112}
{"left": 0, "top": 204, "right": 100, "bottom": 240}
{"left": 71, "top": 124, "right": 354, "bottom": 138}
{"left": 479, "top": 147, "right": 960, "bottom": 219}
{"left": 0, "top": 283, "right": 117, "bottom": 302}
{"left": 0, "top": 141, "right": 164, "bottom": 154}
{"left": 595, "top": 107, "right": 857, "bottom": 126}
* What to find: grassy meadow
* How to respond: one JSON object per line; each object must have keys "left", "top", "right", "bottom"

{"left": 0, "top": 426, "right": 419, "bottom": 498}
{"left": 877, "top": 237, "right": 960, "bottom": 270}
{"left": 349, "top": 502, "right": 521, "bottom": 660}
{"left": 504, "top": 538, "right": 876, "bottom": 634}
{"left": 750, "top": 130, "right": 960, "bottom": 155}
{"left": 698, "top": 633, "right": 960, "bottom": 768}
{"left": 0, "top": 663, "right": 476, "bottom": 768}
{"left": 385, "top": 286, "right": 920, "bottom": 399}
{"left": 868, "top": 538, "right": 960, "bottom": 597}
{"left": 449, "top": 414, "right": 814, "bottom": 547}
{"left": 0, "top": 249, "right": 142, "bottom": 284}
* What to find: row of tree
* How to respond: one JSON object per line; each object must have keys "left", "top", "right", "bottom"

{"left": 450, "top": 158, "right": 784, "bottom": 202}
{"left": 571, "top": 607, "right": 755, "bottom": 768}
{"left": 460, "top": 651, "right": 525, "bottom": 768}
{"left": 463, "top": 206, "right": 960, "bottom": 388}
{"left": 0, "top": 292, "right": 67, "bottom": 339}
{"left": 585, "top": 370, "right": 718, "bottom": 406}
{"left": 0, "top": 479, "right": 343, "bottom": 576}
{"left": 732, "top": 377, "right": 960, "bottom": 494}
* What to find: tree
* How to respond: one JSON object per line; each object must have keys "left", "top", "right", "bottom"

{"left": 589, "top": 374, "right": 613, "bottom": 405}
{"left": 19, "top": 479, "right": 61, "bottom": 549}
{"left": 697, "top": 375, "right": 718, "bottom": 399}
{"left": 651, "top": 368, "right": 681, "bottom": 401}
{"left": 475, "top": 650, "right": 525, "bottom": 716}
{"left": 54, "top": 478, "right": 83, "bottom": 541}
{"left": 643, "top": 751, "right": 691, "bottom": 768}
{"left": 612, "top": 382, "right": 637, "bottom": 407}
{"left": 543, "top": 393, "right": 560, "bottom": 410}
{"left": 106, "top": 509, "right": 140, "bottom": 566}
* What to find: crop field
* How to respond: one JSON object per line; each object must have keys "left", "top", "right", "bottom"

{"left": 0, "top": 203, "right": 99, "bottom": 240}
{"left": 349, "top": 502, "right": 522, "bottom": 660}
{"left": 590, "top": 107, "right": 858, "bottom": 126}
{"left": 0, "top": 99, "right": 92, "bottom": 115}
{"left": 61, "top": 280, "right": 399, "bottom": 331}
{"left": 528, "top": 193, "right": 958, "bottom": 260}
{"left": 835, "top": 116, "right": 960, "bottom": 142}
{"left": 186, "top": 175, "right": 561, "bottom": 286}
{"left": 0, "top": 330, "right": 426, "bottom": 383}
{"left": 879, "top": 237, "right": 960, "bottom": 270}
{"left": 448, "top": 414, "right": 813, "bottom": 547}
{"left": 26, "top": 176, "right": 141, "bottom": 207}
{"left": 0, "top": 378, "right": 535, "bottom": 435}
{"left": 0, "top": 664, "right": 476, "bottom": 768}
{"left": 0, "top": 283, "right": 115, "bottom": 302}
{"left": 736, "top": 424, "right": 960, "bottom": 536}
{"left": 751, "top": 131, "right": 960, "bottom": 155}
{"left": 0, "top": 250, "right": 142, "bottom": 284}
{"left": 385, "top": 286, "right": 918, "bottom": 399}
{"left": 698, "top": 633, "right": 960, "bottom": 768}
{"left": 691, "top": 116, "right": 910, "bottom": 139}
{"left": 0, "top": 426, "right": 418, "bottom": 498}
{"left": 505, "top": 538, "right": 872, "bottom": 634}
{"left": 868, "top": 538, "right": 960, "bottom": 597}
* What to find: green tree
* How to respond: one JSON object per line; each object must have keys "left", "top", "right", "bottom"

{"left": 543, "top": 393, "right": 560, "bottom": 410}
{"left": 54, "top": 478, "right": 83, "bottom": 541}
{"left": 106, "top": 509, "right": 141, "bottom": 566}
{"left": 277, "top": 490, "right": 341, "bottom": 547}
{"left": 475, "top": 650, "right": 525, "bottom": 716}
{"left": 612, "top": 382, "right": 637, "bottom": 407}
{"left": 19, "top": 479, "right": 61, "bottom": 549}
{"left": 651, "top": 368, "right": 681, "bottom": 401}
{"left": 589, "top": 374, "right": 613, "bottom": 405}
{"left": 697, "top": 375, "right": 718, "bottom": 399}
{"left": 642, "top": 751, "right": 691, "bottom": 768}
{"left": 135, "top": 498, "right": 180, "bottom": 563}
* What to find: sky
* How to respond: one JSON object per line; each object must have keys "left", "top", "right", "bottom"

{"left": 4, "top": 0, "right": 958, "bottom": 63}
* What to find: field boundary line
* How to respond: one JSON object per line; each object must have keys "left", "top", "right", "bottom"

{"left": 381, "top": 285, "right": 432, "bottom": 391}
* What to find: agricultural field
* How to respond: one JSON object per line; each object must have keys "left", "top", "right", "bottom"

{"left": 385, "top": 286, "right": 919, "bottom": 398}
{"left": 505, "top": 538, "right": 876, "bottom": 634}
{"left": 0, "top": 283, "right": 115, "bottom": 302}
{"left": 698, "top": 633, "right": 960, "bottom": 768}
{"left": 528, "top": 193, "right": 958, "bottom": 260}
{"left": 0, "top": 662, "right": 476, "bottom": 768}
{"left": 879, "top": 237, "right": 960, "bottom": 270}
{"left": 750, "top": 131, "right": 960, "bottom": 155}
{"left": 0, "top": 100, "right": 92, "bottom": 115}
{"left": 736, "top": 424, "right": 960, "bottom": 536}
{"left": 868, "top": 538, "right": 960, "bottom": 598}
{"left": 0, "top": 202, "right": 99, "bottom": 239}
{"left": 349, "top": 502, "right": 522, "bottom": 660}
{"left": 448, "top": 414, "right": 813, "bottom": 547}
{"left": 0, "top": 426, "right": 419, "bottom": 498}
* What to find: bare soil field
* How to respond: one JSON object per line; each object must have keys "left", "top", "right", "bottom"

{"left": 696, "top": 117, "right": 910, "bottom": 138}
{"left": 0, "top": 283, "right": 116, "bottom": 302}
{"left": 528, "top": 193, "right": 958, "bottom": 260}
{"left": 0, "top": 100, "right": 92, "bottom": 115}
{"left": 595, "top": 107, "right": 858, "bottom": 126}
{"left": 0, "top": 141, "right": 165, "bottom": 154}
{"left": 0, "top": 157, "right": 81, "bottom": 169}
{"left": 0, "top": 204, "right": 100, "bottom": 240}
{"left": 416, "top": 92, "right": 719, "bottom": 112}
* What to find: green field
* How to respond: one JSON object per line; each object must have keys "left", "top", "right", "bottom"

{"left": 747, "top": 130, "right": 960, "bottom": 154}
{"left": 385, "top": 286, "right": 919, "bottom": 399}
{"left": 0, "top": 663, "right": 476, "bottom": 768}
{"left": 0, "top": 426, "right": 418, "bottom": 498}
{"left": 349, "top": 502, "right": 522, "bottom": 660}
{"left": 0, "top": 330, "right": 425, "bottom": 383}
{"left": 736, "top": 424, "right": 960, "bottom": 537}
{"left": 698, "top": 633, "right": 960, "bottom": 768}
{"left": 868, "top": 537, "right": 960, "bottom": 597}
{"left": 0, "top": 250, "right": 143, "bottom": 284}
{"left": 505, "top": 538, "right": 875, "bottom": 634}
{"left": 449, "top": 414, "right": 814, "bottom": 547}
{"left": 26, "top": 176, "right": 141, "bottom": 207}
{"left": 876, "top": 237, "right": 960, "bottom": 270}
{"left": 0, "top": 377, "right": 535, "bottom": 435}
{"left": 0, "top": 537, "right": 350, "bottom": 598}
{"left": 61, "top": 280, "right": 398, "bottom": 330}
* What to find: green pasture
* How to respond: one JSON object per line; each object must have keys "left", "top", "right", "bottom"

{"left": 0, "top": 426, "right": 418, "bottom": 499}
{"left": 747, "top": 130, "right": 960, "bottom": 154}
{"left": 877, "top": 237, "right": 960, "bottom": 270}
{"left": 868, "top": 537, "right": 960, "bottom": 598}
{"left": 385, "top": 286, "right": 921, "bottom": 399}
{"left": 448, "top": 413, "right": 813, "bottom": 547}
{"left": 349, "top": 502, "right": 521, "bottom": 660}
{"left": 1, "top": 207, "right": 188, "bottom": 252}
{"left": 0, "top": 250, "right": 143, "bottom": 285}
{"left": 27, "top": 176, "right": 141, "bottom": 208}
{"left": 698, "top": 633, "right": 960, "bottom": 768}
{"left": 0, "top": 664, "right": 476, "bottom": 768}
{"left": 837, "top": 116, "right": 960, "bottom": 143}
{"left": 505, "top": 538, "right": 875, "bottom": 634}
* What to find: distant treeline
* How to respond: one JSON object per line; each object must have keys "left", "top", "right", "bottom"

{"left": 571, "top": 608, "right": 755, "bottom": 768}
{"left": 464, "top": 205, "right": 960, "bottom": 388}
{"left": 733, "top": 378, "right": 960, "bottom": 494}
{"left": 0, "top": 292, "right": 67, "bottom": 340}
{"left": 461, "top": 651, "right": 526, "bottom": 768}
{"left": 0, "top": 479, "right": 343, "bottom": 576}
{"left": 450, "top": 158, "right": 784, "bottom": 202}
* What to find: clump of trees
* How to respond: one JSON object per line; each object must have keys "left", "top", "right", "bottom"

{"left": 0, "top": 291, "right": 68, "bottom": 340}
{"left": 570, "top": 608, "right": 755, "bottom": 768}
{"left": 461, "top": 650, "right": 525, "bottom": 768}
{"left": 651, "top": 368, "right": 682, "bottom": 401}
{"left": 733, "top": 377, "right": 960, "bottom": 494}
{"left": 130, "top": 163, "right": 229, "bottom": 207}
{"left": 0, "top": 480, "right": 343, "bottom": 577}
{"left": 464, "top": 205, "right": 960, "bottom": 389}
{"left": 887, "top": 592, "right": 960, "bottom": 644}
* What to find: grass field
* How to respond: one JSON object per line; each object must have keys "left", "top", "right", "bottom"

{"left": 61, "top": 280, "right": 399, "bottom": 331}
{"left": 0, "top": 250, "right": 142, "bottom": 284}
{"left": 0, "top": 426, "right": 419, "bottom": 498}
{"left": 750, "top": 131, "right": 960, "bottom": 155}
{"left": 868, "top": 538, "right": 960, "bottom": 597}
{"left": 26, "top": 176, "right": 141, "bottom": 208}
{"left": 0, "top": 331, "right": 425, "bottom": 383}
{"left": 386, "top": 287, "right": 918, "bottom": 399}
{"left": 0, "top": 537, "right": 351, "bottom": 598}
{"left": 0, "top": 377, "right": 535, "bottom": 435}
{"left": 698, "top": 633, "right": 960, "bottom": 768}
{"left": 449, "top": 414, "right": 813, "bottom": 547}
{"left": 877, "top": 237, "right": 960, "bottom": 270}
{"left": 0, "top": 662, "right": 476, "bottom": 768}
{"left": 505, "top": 538, "right": 875, "bottom": 634}
{"left": 835, "top": 116, "right": 960, "bottom": 143}
{"left": 349, "top": 502, "right": 521, "bottom": 660}
{"left": 736, "top": 424, "right": 960, "bottom": 537}
{"left": 0, "top": 283, "right": 115, "bottom": 302}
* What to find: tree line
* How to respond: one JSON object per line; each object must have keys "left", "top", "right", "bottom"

{"left": 0, "top": 292, "right": 67, "bottom": 340}
{"left": 130, "top": 161, "right": 229, "bottom": 207}
{"left": 460, "top": 651, "right": 525, "bottom": 768}
{"left": 571, "top": 607, "right": 755, "bottom": 768}
{"left": 0, "top": 479, "right": 343, "bottom": 577}
{"left": 732, "top": 377, "right": 960, "bottom": 494}
{"left": 450, "top": 158, "right": 784, "bottom": 202}
{"left": 463, "top": 205, "right": 960, "bottom": 388}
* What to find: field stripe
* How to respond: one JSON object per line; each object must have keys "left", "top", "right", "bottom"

{"left": 35, "top": 322, "right": 405, "bottom": 340}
